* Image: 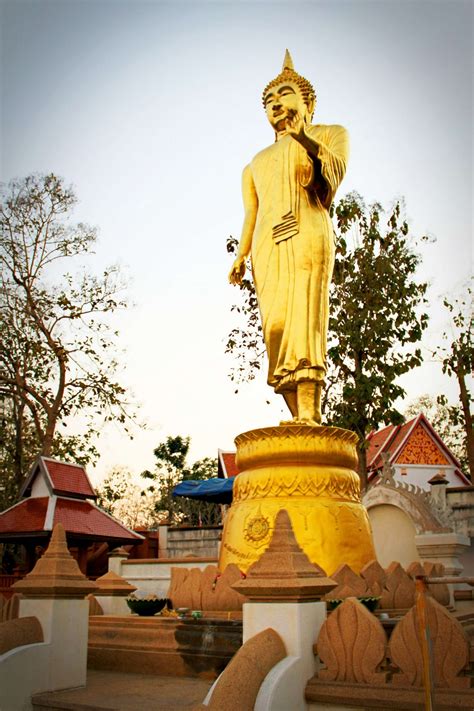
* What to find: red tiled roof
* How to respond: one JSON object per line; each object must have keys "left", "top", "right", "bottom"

{"left": 366, "top": 424, "right": 398, "bottom": 469}
{"left": 43, "top": 458, "right": 96, "bottom": 498}
{"left": 366, "top": 418, "right": 417, "bottom": 472}
{"left": 0, "top": 496, "right": 143, "bottom": 543}
{"left": 219, "top": 451, "right": 240, "bottom": 478}
{"left": 20, "top": 457, "right": 97, "bottom": 500}
{"left": 54, "top": 499, "right": 142, "bottom": 541}
{"left": 0, "top": 497, "right": 48, "bottom": 533}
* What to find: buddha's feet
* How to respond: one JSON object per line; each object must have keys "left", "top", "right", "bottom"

{"left": 279, "top": 417, "right": 321, "bottom": 427}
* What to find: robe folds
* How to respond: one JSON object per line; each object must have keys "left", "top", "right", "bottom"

{"left": 248, "top": 124, "right": 349, "bottom": 391}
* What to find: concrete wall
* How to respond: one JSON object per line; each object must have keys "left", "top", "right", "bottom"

{"left": 459, "top": 541, "right": 474, "bottom": 578}
{"left": 368, "top": 503, "right": 420, "bottom": 568}
{"left": 447, "top": 486, "right": 474, "bottom": 537}
{"left": 166, "top": 527, "right": 221, "bottom": 559}
{"left": 120, "top": 557, "right": 218, "bottom": 597}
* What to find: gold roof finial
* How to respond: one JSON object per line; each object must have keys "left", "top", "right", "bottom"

{"left": 282, "top": 49, "right": 294, "bottom": 72}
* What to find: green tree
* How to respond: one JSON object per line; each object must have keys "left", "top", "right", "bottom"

{"left": 404, "top": 393, "right": 469, "bottom": 476}
{"left": 226, "top": 192, "right": 429, "bottom": 491}
{"left": 0, "top": 173, "right": 135, "bottom": 497}
{"left": 434, "top": 284, "right": 473, "bottom": 478}
{"left": 141, "top": 435, "right": 221, "bottom": 526}
{"left": 0, "top": 396, "right": 39, "bottom": 508}
{"left": 325, "top": 194, "right": 429, "bottom": 489}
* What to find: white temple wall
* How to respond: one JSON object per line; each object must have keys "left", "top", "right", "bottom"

{"left": 368, "top": 503, "right": 420, "bottom": 568}
{"left": 392, "top": 464, "right": 459, "bottom": 490}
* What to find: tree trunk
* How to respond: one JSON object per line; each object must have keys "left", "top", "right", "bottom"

{"left": 357, "top": 440, "right": 368, "bottom": 493}
{"left": 457, "top": 364, "right": 474, "bottom": 480}
{"left": 13, "top": 399, "right": 25, "bottom": 487}
{"left": 41, "top": 425, "right": 54, "bottom": 457}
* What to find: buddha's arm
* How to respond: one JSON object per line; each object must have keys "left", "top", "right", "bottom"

{"left": 288, "top": 118, "right": 349, "bottom": 208}
{"left": 229, "top": 165, "right": 258, "bottom": 286}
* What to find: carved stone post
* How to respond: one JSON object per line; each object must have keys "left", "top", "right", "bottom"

{"left": 107, "top": 546, "right": 130, "bottom": 576}
{"left": 12, "top": 523, "right": 97, "bottom": 690}
{"left": 232, "top": 510, "right": 336, "bottom": 711}
{"left": 94, "top": 571, "right": 137, "bottom": 615}
{"left": 158, "top": 522, "right": 169, "bottom": 558}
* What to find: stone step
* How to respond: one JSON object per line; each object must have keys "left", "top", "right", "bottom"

{"left": 32, "top": 670, "right": 213, "bottom": 711}
{"left": 88, "top": 614, "right": 241, "bottom": 679}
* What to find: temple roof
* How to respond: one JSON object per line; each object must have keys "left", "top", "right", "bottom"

{"left": 0, "top": 455, "right": 144, "bottom": 545}
{"left": 0, "top": 495, "right": 144, "bottom": 544}
{"left": 20, "top": 457, "right": 97, "bottom": 500}
{"left": 366, "top": 413, "right": 469, "bottom": 484}
{"left": 218, "top": 449, "right": 240, "bottom": 478}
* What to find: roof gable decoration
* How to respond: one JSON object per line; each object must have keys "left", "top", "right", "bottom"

{"left": 20, "top": 457, "right": 97, "bottom": 501}
{"left": 394, "top": 421, "right": 449, "bottom": 467}
{"left": 390, "top": 415, "right": 456, "bottom": 468}
{"left": 367, "top": 414, "right": 469, "bottom": 486}
{"left": 217, "top": 449, "right": 240, "bottom": 479}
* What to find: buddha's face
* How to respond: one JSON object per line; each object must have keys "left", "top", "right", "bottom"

{"left": 263, "top": 82, "right": 309, "bottom": 131}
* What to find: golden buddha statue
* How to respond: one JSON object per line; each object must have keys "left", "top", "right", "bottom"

{"left": 229, "top": 50, "right": 349, "bottom": 425}
{"left": 220, "top": 53, "right": 375, "bottom": 576}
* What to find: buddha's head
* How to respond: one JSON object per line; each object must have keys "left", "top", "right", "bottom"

{"left": 262, "top": 50, "right": 316, "bottom": 133}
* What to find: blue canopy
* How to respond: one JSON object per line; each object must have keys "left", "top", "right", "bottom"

{"left": 172, "top": 477, "right": 234, "bottom": 504}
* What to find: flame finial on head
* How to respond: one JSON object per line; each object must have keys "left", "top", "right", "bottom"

{"left": 282, "top": 49, "right": 294, "bottom": 71}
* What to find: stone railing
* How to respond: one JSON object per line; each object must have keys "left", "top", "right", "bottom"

{"left": 307, "top": 595, "right": 474, "bottom": 709}
{"left": 324, "top": 559, "right": 450, "bottom": 611}
{"left": 0, "top": 615, "right": 43, "bottom": 655}
{"left": 168, "top": 563, "right": 246, "bottom": 612}
{"left": 165, "top": 559, "right": 452, "bottom": 615}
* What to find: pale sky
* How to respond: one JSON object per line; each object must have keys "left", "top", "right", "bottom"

{"left": 1, "top": 0, "right": 472, "bottom": 484}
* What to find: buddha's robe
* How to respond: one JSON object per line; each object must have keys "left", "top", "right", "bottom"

{"left": 247, "top": 124, "right": 349, "bottom": 391}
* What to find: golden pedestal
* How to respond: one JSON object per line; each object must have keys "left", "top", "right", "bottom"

{"left": 219, "top": 425, "right": 376, "bottom": 575}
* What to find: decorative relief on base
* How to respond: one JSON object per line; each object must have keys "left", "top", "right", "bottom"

{"left": 233, "top": 467, "right": 360, "bottom": 504}
{"left": 235, "top": 425, "right": 359, "bottom": 470}
{"left": 317, "top": 598, "right": 388, "bottom": 685}
{"left": 244, "top": 509, "right": 271, "bottom": 548}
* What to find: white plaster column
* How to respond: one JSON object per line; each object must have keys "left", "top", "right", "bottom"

{"left": 232, "top": 510, "right": 337, "bottom": 711}
{"left": 244, "top": 600, "right": 327, "bottom": 696}
{"left": 158, "top": 523, "right": 169, "bottom": 558}
{"left": 12, "top": 523, "right": 97, "bottom": 692}
{"left": 107, "top": 546, "right": 130, "bottom": 575}
{"left": 19, "top": 597, "right": 90, "bottom": 689}
{"left": 416, "top": 531, "right": 471, "bottom": 607}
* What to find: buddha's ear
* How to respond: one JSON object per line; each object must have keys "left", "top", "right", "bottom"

{"left": 305, "top": 97, "right": 315, "bottom": 121}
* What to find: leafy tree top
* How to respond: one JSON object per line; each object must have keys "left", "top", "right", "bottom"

{"left": 0, "top": 173, "right": 137, "bottom": 489}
